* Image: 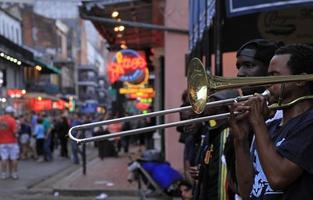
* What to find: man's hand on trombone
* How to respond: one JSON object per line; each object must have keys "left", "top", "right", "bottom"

{"left": 228, "top": 93, "right": 270, "bottom": 139}
{"left": 189, "top": 165, "right": 200, "bottom": 180}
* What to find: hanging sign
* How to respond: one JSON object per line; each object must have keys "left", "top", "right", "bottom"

{"left": 108, "top": 49, "right": 147, "bottom": 85}
{"left": 226, "top": 0, "right": 313, "bottom": 17}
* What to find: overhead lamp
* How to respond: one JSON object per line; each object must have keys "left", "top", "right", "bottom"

{"left": 120, "top": 44, "right": 127, "bottom": 49}
{"left": 17, "top": 61, "right": 22, "bottom": 65}
{"left": 112, "top": 11, "right": 119, "bottom": 18}
{"left": 114, "top": 26, "right": 119, "bottom": 32}
{"left": 118, "top": 25, "right": 125, "bottom": 31}
{"left": 0, "top": 53, "right": 4, "bottom": 57}
{"left": 35, "top": 65, "right": 42, "bottom": 71}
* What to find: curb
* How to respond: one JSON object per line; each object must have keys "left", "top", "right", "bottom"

{"left": 30, "top": 148, "right": 97, "bottom": 192}
{"left": 54, "top": 188, "right": 171, "bottom": 199}
{"left": 54, "top": 189, "right": 139, "bottom": 196}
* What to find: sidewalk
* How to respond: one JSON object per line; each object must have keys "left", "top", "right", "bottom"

{"left": 28, "top": 144, "right": 173, "bottom": 199}
{"left": 53, "top": 154, "right": 138, "bottom": 196}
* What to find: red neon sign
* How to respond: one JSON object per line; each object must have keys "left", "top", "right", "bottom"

{"left": 28, "top": 99, "right": 52, "bottom": 112}
{"left": 53, "top": 100, "right": 66, "bottom": 110}
{"left": 135, "top": 102, "right": 151, "bottom": 110}
{"left": 108, "top": 49, "right": 147, "bottom": 84}
{"left": 7, "top": 89, "right": 26, "bottom": 98}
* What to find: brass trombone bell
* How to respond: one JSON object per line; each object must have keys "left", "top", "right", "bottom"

{"left": 188, "top": 58, "right": 313, "bottom": 114}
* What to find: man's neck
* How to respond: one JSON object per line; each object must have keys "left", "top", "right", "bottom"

{"left": 282, "top": 100, "right": 313, "bottom": 125}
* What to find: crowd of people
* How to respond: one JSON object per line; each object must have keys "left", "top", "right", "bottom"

{"left": 0, "top": 107, "right": 156, "bottom": 181}
{"left": 0, "top": 109, "right": 76, "bottom": 180}
{"left": 176, "top": 40, "right": 313, "bottom": 200}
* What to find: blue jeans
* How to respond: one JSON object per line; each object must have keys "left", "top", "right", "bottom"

{"left": 44, "top": 135, "right": 52, "bottom": 161}
{"left": 71, "top": 141, "right": 80, "bottom": 164}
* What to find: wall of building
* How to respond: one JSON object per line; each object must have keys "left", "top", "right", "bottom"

{"left": 79, "top": 20, "right": 88, "bottom": 65}
{"left": 211, "top": 52, "right": 238, "bottom": 77}
{"left": 0, "top": 9, "right": 22, "bottom": 45}
{"left": 164, "top": 0, "right": 188, "bottom": 171}
{"left": 0, "top": 9, "right": 24, "bottom": 92}
{"left": 0, "top": 60, "right": 24, "bottom": 89}
{"left": 55, "top": 20, "right": 69, "bottom": 61}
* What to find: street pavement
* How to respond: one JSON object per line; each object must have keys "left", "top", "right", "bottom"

{"left": 0, "top": 145, "right": 173, "bottom": 200}
{"left": 0, "top": 145, "right": 82, "bottom": 199}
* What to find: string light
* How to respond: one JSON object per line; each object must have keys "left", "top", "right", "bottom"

{"left": 118, "top": 25, "right": 125, "bottom": 31}
{"left": 0, "top": 52, "right": 22, "bottom": 66}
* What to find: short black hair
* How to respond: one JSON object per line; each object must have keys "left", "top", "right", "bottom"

{"left": 178, "top": 180, "right": 192, "bottom": 190}
{"left": 275, "top": 43, "right": 313, "bottom": 75}
{"left": 275, "top": 43, "right": 313, "bottom": 93}
{"left": 237, "top": 39, "right": 284, "bottom": 67}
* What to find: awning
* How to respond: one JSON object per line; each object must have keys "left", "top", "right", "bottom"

{"left": 189, "top": 0, "right": 313, "bottom": 52}
{"left": 80, "top": 0, "right": 165, "bottom": 50}
{"left": 226, "top": 0, "right": 313, "bottom": 17}
{"left": 0, "top": 35, "right": 34, "bottom": 66}
{"left": 24, "top": 92, "right": 60, "bottom": 101}
{"left": 34, "top": 57, "right": 61, "bottom": 74}
{"left": 189, "top": 0, "right": 215, "bottom": 51}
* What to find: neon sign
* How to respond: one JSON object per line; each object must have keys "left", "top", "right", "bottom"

{"left": 108, "top": 49, "right": 147, "bottom": 84}
{"left": 7, "top": 89, "right": 26, "bottom": 98}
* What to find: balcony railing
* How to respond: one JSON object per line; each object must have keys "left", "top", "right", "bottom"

{"left": 26, "top": 81, "right": 60, "bottom": 94}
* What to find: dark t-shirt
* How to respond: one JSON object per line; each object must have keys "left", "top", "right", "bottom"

{"left": 19, "top": 123, "right": 32, "bottom": 136}
{"left": 275, "top": 109, "right": 313, "bottom": 200}
{"left": 251, "top": 109, "right": 313, "bottom": 200}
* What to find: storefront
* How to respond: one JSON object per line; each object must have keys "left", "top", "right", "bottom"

{"left": 188, "top": 0, "right": 313, "bottom": 77}
{"left": 0, "top": 33, "right": 34, "bottom": 114}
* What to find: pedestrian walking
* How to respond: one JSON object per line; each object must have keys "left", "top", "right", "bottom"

{"left": 0, "top": 106, "right": 19, "bottom": 179}
{"left": 57, "top": 116, "right": 69, "bottom": 158}
{"left": 34, "top": 118, "right": 45, "bottom": 162}
{"left": 18, "top": 115, "right": 32, "bottom": 160}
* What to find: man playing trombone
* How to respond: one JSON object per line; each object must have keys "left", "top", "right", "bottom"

{"left": 230, "top": 43, "right": 313, "bottom": 200}
{"left": 188, "top": 39, "right": 283, "bottom": 200}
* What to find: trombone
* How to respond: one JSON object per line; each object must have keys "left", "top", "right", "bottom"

{"left": 69, "top": 58, "right": 313, "bottom": 144}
